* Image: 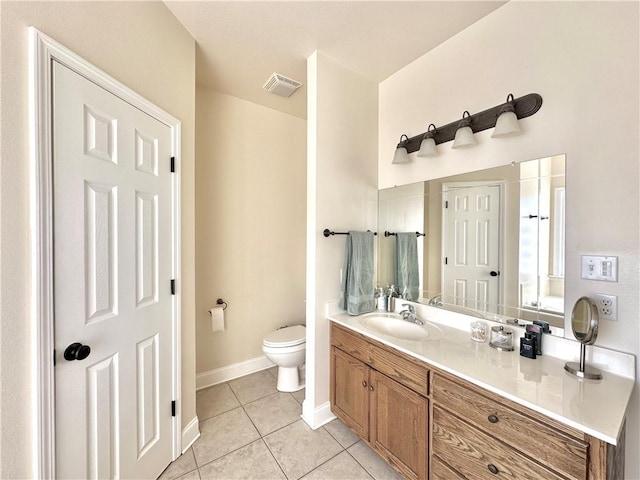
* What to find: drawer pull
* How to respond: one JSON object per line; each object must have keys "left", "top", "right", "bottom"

{"left": 487, "top": 414, "right": 499, "bottom": 424}
{"left": 488, "top": 464, "right": 499, "bottom": 475}
{"left": 369, "top": 385, "right": 374, "bottom": 391}
{"left": 362, "top": 381, "right": 367, "bottom": 388}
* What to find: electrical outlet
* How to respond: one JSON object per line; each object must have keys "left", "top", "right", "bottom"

{"left": 594, "top": 294, "right": 617, "bottom": 321}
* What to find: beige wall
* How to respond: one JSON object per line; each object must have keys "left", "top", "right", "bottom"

{"left": 304, "top": 51, "right": 378, "bottom": 425}
{"left": 378, "top": 2, "right": 639, "bottom": 476}
{"left": 194, "top": 86, "right": 306, "bottom": 374}
{"left": 0, "top": 2, "right": 196, "bottom": 477}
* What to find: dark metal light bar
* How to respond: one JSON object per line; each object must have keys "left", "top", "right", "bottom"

{"left": 398, "top": 93, "right": 543, "bottom": 154}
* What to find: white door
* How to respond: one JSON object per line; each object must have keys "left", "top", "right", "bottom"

{"left": 443, "top": 184, "right": 501, "bottom": 312}
{"left": 53, "top": 61, "right": 174, "bottom": 479}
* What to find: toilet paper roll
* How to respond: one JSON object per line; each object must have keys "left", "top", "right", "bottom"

{"left": 209, "top": 305, "right": 225, "bottom": 332}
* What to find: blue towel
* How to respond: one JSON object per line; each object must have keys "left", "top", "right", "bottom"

{"left": 340, "top": 231, "right": 375, "bottom": 315}
{"left": 396, "top": 232, "right": 419, "bottom": 301}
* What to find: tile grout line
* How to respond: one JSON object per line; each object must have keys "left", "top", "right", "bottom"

{"left": 191, "top": 373, "right": 375, "bottom": 480}
{"left": 261, "top": 433, "right": 295, "bottom": 480}
{"left": 241, "top": 390, "right": 308, "bottom": 479}
{"left": 231, "top": 377, "right": 295, "bottom": 480}
{"left": 344, "top": 447, "right": 378, "bottom": 480}
{"left": 293, "top": 446, "right": 347, "bottom": 480}
{"left": 195, "top": 376, "right": 300, "bottom": 479}
{"left": 297, "top": 426, "right": 379, "bottom": 480}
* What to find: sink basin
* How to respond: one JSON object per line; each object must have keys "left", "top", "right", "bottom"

{"left": 359, "top": 313, "right": 442, "bottom": 341}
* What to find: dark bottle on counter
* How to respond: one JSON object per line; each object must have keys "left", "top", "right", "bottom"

{"left": 520, "top": 332, "right": 537, "bottom": 359}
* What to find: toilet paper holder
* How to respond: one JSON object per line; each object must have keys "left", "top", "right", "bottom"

{"left": 209, "top": 298, "right": 228, "bottom": 314}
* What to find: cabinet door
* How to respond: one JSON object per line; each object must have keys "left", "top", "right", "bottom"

{"left": 369, "top": 369, "right": 428, "bottom": 480}
{"left": 331, "top": 347, "right": 369, "bottom": 439}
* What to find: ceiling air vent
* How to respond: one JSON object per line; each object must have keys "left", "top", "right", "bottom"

{"left": 263, "top": 73, "right": 302, "bottom": 98}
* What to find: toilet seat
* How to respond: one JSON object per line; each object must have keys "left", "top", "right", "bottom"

{"left": 263, "top": 325, "right": 306, "bottom": 348}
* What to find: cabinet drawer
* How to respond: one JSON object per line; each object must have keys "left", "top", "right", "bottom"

{"left": 431, "top": 456, "right": 465, "bottom": 480}
{"left": 432, "top": 374, "right": 587, "bottom": 480}
{"left": 331, "top": 324, "right": 429, "bottom": 395}
{"left": 433, "top": 406, "right": 564, "bottom": 480}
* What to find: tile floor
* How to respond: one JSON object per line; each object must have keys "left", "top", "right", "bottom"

{"left": 158, "top": 368, "right": 404, "bottom": 480}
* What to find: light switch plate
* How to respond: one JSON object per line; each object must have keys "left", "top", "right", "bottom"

{"left": 581, "top": 255, "right": 618, "bottom": 282}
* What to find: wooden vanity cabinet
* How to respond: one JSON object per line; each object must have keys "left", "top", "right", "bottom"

{"left": 330, "top": 322, "right": 625, "bottom": 480}
{"left": 330, "top": 323, "right": 429, "bottom": 480}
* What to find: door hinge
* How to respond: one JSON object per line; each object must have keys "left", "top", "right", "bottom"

{"left": 171, "top": 400, "right": 176, "bottom": 417}
{"left": 53, "top": 349, "right": 56, "bottom": 366}
{"left": 445, "top": 200, "right": 449, "bottom": 208}
{"left": 170, "top": 156, "right": 175, "bottom": 173}
{"left": 171, "top": 279, "right": 176, "bottom": 295}
{"left": 444, "top": 257, "right": 448, "bottom": 265}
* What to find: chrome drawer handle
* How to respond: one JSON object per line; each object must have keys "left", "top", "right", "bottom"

{"left": 488, "top": 414, "right": 499, "bottom": 424}
{"left": 488, "top": 464, "right": 499, "bottom": 475}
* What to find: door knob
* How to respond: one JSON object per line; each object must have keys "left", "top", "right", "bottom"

{"left": 490, "top": 271, "right": 500, "bottom": 277}
{"left": 64, "top": 342, "right": 91, "bottom": 361}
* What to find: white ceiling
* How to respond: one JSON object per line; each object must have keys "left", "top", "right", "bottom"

{"left": 164, "top": 1, "right": 506, "bottom": 119}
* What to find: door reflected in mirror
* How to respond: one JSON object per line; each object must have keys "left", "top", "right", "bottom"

{"left": 378, "top": 154, "right": 565, "bottom": 332}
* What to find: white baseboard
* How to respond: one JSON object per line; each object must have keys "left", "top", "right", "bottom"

{"left": 181, "top": 416, "right": 200, "bottom": 453}
{"left": 301, "top": 400, "right": 335, "bottom": 429}
{"left": 196, "top": 355, "right": 274, "bottom": 390}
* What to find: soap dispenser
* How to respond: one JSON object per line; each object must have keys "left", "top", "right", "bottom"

{"left": 375, "top": 287, "right": 387, "bottom": 311}
{"left": 386, "top": 285, "right": 398, "bottom": 312}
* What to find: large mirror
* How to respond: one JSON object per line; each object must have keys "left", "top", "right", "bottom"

{"left": 378, "top": 154, "right": 566, "bottom": 331}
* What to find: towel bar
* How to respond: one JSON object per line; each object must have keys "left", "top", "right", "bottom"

{"left": 384, "top": 231, "right": 426, "bottom": 237}
{"left": 323, "top": 229, "right": 377, "bottom": 237}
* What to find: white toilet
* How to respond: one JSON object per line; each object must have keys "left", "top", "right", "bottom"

{"left": 262, "top": 325, "right": 306, "bottom": 392}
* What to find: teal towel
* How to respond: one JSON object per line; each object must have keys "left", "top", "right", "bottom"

{"left": 340, "top": 231, "right": 375, "bottom": 315}
{"left": 396, "top": 232, "right": 419, "bottom": 301}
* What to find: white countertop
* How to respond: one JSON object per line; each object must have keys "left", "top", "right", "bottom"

{"left": 328, "top": 305, "right": 635, "bottom": 445}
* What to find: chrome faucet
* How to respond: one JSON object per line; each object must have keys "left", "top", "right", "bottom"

{"left": 428, "top": 294, "right": 443, "bottom": 307}
{"left": 399, "top": 304, "right": 424, "bottom": 326}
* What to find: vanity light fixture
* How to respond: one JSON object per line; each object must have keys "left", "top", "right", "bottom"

{"left": 492, "top": 93, "right": 522, "bottom": 138}
{"left": 392, "top": 134, "right": 411, "bottom": 164}
{"left": 417, "top": 124, "right": 439, "bottom": 157}
{"left": 392, "top": 93, "right": 543, "bottom": 164}
{"left": 452, "top": 111, "right": 477, "bottom": 149}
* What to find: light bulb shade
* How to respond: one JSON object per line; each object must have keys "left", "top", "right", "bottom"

{"left": 492, "top": 110, "right": 522, "bottom": 138}
{"left": 452, "top": 126, "right": 477, "bottom": 149}
{"left": 417, "top": 137, "right": 438, "bottom": 157}
{"left": 392, "top": 146, "right": 410, "bottom": 164}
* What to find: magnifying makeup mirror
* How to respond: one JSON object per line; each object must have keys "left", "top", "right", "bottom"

{"left": 564, "top": 297, "right": 603, "bottom": 380}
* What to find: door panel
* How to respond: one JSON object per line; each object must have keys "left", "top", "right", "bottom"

{"left": 370, "top": 370, "right": 428, "bottom": 480}
{"left": 53, "top": 61, "right": 173, "bottom": 479}
{"left": 331, "top": 347, "right": 369, "bottom": 439}
{"left": 87, "top": 354, "right": 119, "bottom": 479}
{"left": 444, "top": 184, "right": 501, "bottom": 312}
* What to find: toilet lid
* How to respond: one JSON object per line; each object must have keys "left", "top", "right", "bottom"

{"left": 264, "top": 325, "right": 306, "bottom": 348}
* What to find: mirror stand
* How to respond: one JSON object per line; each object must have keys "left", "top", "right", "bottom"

{"left": 564, "top": 296, "right": 603, "bottom": 380}
{"left": 564, "top": 343, "right": 603, "bottom": 380}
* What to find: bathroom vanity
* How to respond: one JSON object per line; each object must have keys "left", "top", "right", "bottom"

{"left": 329, "top": 311, "right": 633, "bottom": 480}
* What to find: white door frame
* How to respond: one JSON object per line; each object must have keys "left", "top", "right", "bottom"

{"left": 29, "top": 27, "right": 182, "bottom": 479}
